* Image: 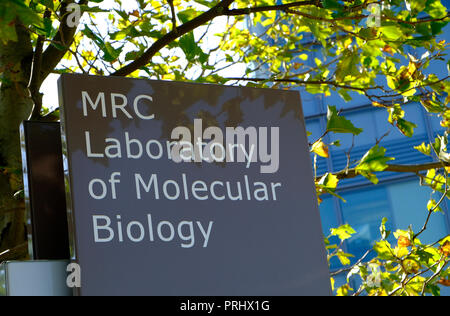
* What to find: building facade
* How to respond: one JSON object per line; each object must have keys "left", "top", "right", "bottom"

{"left": 304, "top": 14, "right": 450, "bottom": 293}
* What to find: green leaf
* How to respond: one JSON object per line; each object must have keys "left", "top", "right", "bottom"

{"left": 305, "top": 83, "right": 330, "bottom": 95}
{"left": 425, "top": 0, "right": 448, "bottom": 19}
{"left": 396, "top": 118, "right": 417, "bottom": 137}
{"left": 387, "top": 105, "right": 404, "bottom": 124}
{"left": 38, "top": 0, "right": 55, "bottom": 10}
{"left": 0, "top": 0, "right": 41, "bottom": 43}
{"left": 380, "top": 25, "right": 403, "bottom": 41}
{"left": 338, "top": 89, "right": 353, "bottom": 102}
{"left": 104, "top": 42, "right": 122, "bottom": 62}
{"left": 322, "top": 0, "right": 343, "bottom": 9}
{"left": 356, "top": 145, "right": 394, "bottom": 173}
{"left": 373, "top": 240, "right": 395, "bottom": 260}
{"left": 379, "top": 217, "right": 391, "bottom": 240}
{"left": 193, "top": 0, "right": 216, "bottom": 8}
{"left": 10, "top": 0, "right": 41, "bottom": 25}
{"left": 335, "top": 49, "right": 359, "bottom": 81}
{"left": 426, "top": 284, "right": 441, "bottom": 296}
{"left": 43, "top": 16, "right": 53, "bottom": 37}
{"left": 179, "top": 31, "right": 204, "bottom": 62}
{"left": 0, "top": 22, "right": 17, "bottom": 43}
{"left": 427, "top": 198, "right": 443, "bottom": 213}
{"left": 336, "top": 249, "right": 354, "bottom": 266}
{"left": 82, "top": 26, "right": 122, "bottom": 63}
{"left": 114, "top": 9, "right": 129, "bottom": 20}
{"left": 424, "top": 168, "right": 445, "bottom": 191}
{"left": 330, "top": 224, "right": 356, "bottom": 241}
{"left": 410, "top": 0, "right": 427, "bottom": 12}
{"left": 420, "top": 99, "right": 445, "bottom": 113}
{"left": 363, "top": 172, "right": 380, "bottom": 184}
{"left": 326, "top": 105, "right": 363, "bottom": 135}
{"left": 79, "top": 5, "right": 108, "bottom": 13}
{"left": 177, "top": 8, "right": 199, "bottom": 24}
{"left": 316, "top": 172, "right": 346, "bottom": 202}
{"left": 110, "top": 30, "right": 128, "bottom": 41}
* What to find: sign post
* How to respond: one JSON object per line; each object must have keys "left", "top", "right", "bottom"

{"left": 58, "top": 74, "right": 331, "bottom": 295}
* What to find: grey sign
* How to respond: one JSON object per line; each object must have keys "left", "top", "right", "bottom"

{"left": 58, "top": 74, "right": 331, "bottom": 296}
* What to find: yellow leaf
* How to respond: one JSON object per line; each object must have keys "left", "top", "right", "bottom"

{"left": 414, "top": 142, "right": 431, "bottom": 156}
{"left": 405, "top": 61, "right": 417, "bottom": 79}
{"left": 441, "top": 120, "right": 450, "bottom": 128}
{"left": 397, "top": 235, "right": 411, "bottom": 248}
{"left": 369, "top": 289, "right": 388, "bottom": 296}
{"left": 403, "top": 259, "right": 420, "bottom": 274}
{"left": 427, "top": 199, "right": 443, "bottom": 213}
{"left": 383, "top": 44, "right": 394, "bottom": 55}
{"left": 311, "top": 140, "right": 329, "bottom": 158}
{"left": 298, "top": 54, "right": 308, "bottom": 60}
{"left": 394, "top": 246, "right": 409, "bottom": 258}
{"left": 336, "top": 284, "right": 353, "bottom": 296}
{"left": 318, "top": 173, "right": 339, "bottom": 190}
{"left": 317, "top": 196, "right": 323, "bottom": 205}
{"left": 372, "top": 101, "right": 387, "bottom": 108}
{"left": 441, "top": 240, "right": 450, "bottom": 257}
{"left": 387, "top": 76, "right": 397, "bottom": 90}
{"left": 401, "top": 88, "right": 416, "bottom": 97}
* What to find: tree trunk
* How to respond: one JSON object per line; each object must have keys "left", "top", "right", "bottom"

{"left": 0, "top": 21, "right": 34, "bottom": 258}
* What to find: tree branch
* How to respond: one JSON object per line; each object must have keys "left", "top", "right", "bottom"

{"left": 226, "top": 77, "right": 378, "bottom": 92}
{"left": 40, "top": 0, "right": 88, "bottom": 82}
{"left": 223, "top": 0, "right": 320, "bottom": 16}
{"left": 284, "top": 8, "right": 366, "bottom": 22}
{"left": 320, "top": 161, "right": 450, "bottom": 182}
{"left": 420, "top": 259, "right": 449, "bottom": 296}
{"left": 330, "top": 249, "right": 373, "bottom": 277}
{"left": 414, "top": 170, "right": 449, "bottom": 241}
{"left": 167, "top": 0, "right": 177, "bottom": 33}
{"left": 384, "top": 13, "right": 450, "bottom": 25}
{"left": 28, "top": 37, "right": 45, "bottom": 119}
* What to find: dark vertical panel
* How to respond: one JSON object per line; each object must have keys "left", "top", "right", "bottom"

{"left": 20, "top": 121, "right": 69, "bottom": 260}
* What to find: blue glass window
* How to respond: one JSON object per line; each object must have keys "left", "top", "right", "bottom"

{"left": 319, "top": 196, "right": 341, "bottom": 270}
{"left": 338, "top": 186, "right": 394, "bottom": 263}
